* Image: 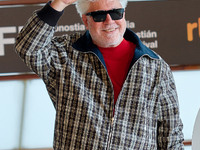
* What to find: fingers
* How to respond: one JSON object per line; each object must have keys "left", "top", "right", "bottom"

{"left": 51, "top": 0, "right": 77, "bottom": 11}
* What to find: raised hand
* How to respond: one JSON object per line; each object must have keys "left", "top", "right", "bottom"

{"left": 51, "top": 0, "right": 77, "bottom": 11}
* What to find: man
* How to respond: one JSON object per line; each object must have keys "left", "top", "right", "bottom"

{"left": 14, "top": 0, "right": 184, "bottom": 149}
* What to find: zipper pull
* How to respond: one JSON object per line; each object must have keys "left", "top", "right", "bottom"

{"left": 107, "top": 117, "right": 114, "bottom": 150}
{"left": 111, "top": 117, "right": 114, "bottom": 125}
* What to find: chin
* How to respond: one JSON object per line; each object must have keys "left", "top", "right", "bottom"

{"left": 107, "top": 38, "right": 122, "bottom": 47}
{"left": 102, "top": 41, "right": 121, "bottom": 48}
{"left": 93, "top": 35, "right": 123, "bottom": 47}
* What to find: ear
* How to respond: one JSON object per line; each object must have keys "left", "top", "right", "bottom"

{"left": 82, "top": 14, "right": 89, "bottom": 30}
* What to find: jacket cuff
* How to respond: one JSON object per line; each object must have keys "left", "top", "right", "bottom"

{"left": 37, "top": 1, "right": 64, "bottom": 26}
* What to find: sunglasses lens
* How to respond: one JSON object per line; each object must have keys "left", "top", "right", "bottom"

{"left": 110, "top": 9, "right": 124, "bottom": 20}
{"left": 93, "top": 16, "right": 106, "bottom": 22}
{"left": 92, "top": 11, "right": 107, "bottom": 22}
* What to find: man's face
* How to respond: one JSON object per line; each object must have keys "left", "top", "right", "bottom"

{"left": 82, "top": 0, "right": 126, "bottom": 48}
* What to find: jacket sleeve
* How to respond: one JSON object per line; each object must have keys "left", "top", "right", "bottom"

{"left": 157, "top": 61, "right": 184, "bottom": 150}
{"left": 14, "top": 2, "right": 63, "bottom": 82}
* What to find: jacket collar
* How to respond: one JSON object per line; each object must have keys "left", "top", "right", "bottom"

{"left": 72, "top": 28, "right": 159, "bottom": 67}
{"left": 123, "top": 28, "right": 159, "bottom": 65}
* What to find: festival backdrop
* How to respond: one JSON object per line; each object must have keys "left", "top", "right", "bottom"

{"left": 0, "top": 1, "right": 199, "bottom": 73}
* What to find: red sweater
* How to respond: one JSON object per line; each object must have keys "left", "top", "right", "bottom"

{"left": 98, "top": 39, "right": 136, "bottom": 106}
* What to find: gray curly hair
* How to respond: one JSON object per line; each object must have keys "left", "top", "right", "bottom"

{"left": 75, "top": 0, "right": 128, "bottom": 17}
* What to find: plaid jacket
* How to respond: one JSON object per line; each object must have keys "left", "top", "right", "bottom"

{"left": 15, "top": 10, "right": 184, "bottom": 150}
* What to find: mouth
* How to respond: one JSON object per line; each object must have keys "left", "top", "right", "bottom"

{"left": 103, "top": 28, "right": 117, "bottom": 32}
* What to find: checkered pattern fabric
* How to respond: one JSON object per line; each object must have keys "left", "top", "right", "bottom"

{"left": 14, "top": 12, "right": 184, "bottom": 150}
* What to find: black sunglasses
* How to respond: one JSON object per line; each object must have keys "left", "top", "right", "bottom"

{"left": 85, "top": 8, "right": 124, "bottom": 22}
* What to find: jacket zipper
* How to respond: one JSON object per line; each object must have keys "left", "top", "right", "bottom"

{"left": 107, "top": 117, "right": 114, "bottom": 150}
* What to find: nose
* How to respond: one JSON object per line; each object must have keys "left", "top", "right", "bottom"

{"left": 104, "top": 14, "right": 114, "bottom": 23}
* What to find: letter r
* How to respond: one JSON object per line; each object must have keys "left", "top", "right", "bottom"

{"left": 187, "top": 22, "right": 197, "bottom": 41}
